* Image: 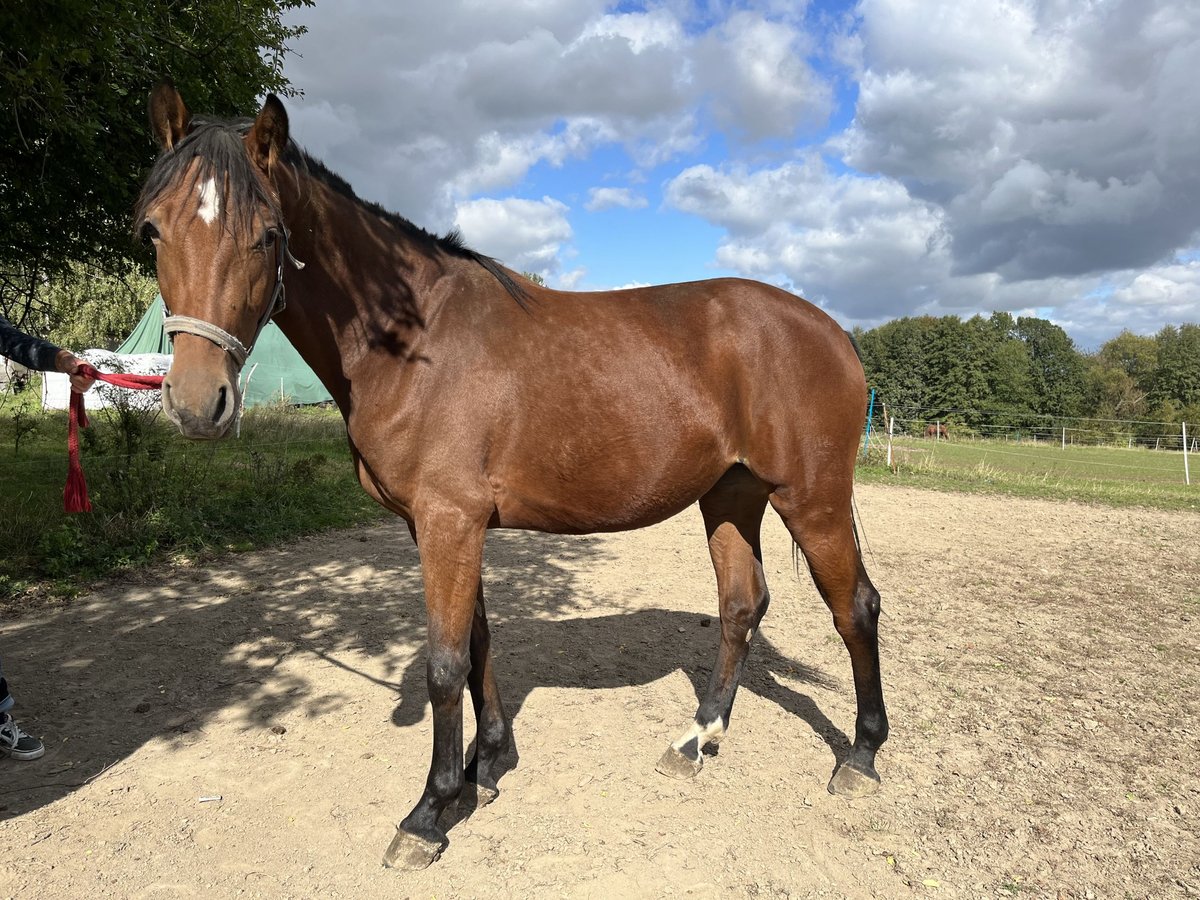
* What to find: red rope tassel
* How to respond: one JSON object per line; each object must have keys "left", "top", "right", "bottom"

{"left": 64, "top": 363, "right": 166, "bottom": 513}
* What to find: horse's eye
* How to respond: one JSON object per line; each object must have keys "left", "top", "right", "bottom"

{"left": 261, "top": 228, "right": 278, "bottom": 250}
{"left": 140, "top": 221, "right": 160, "bottom": 245}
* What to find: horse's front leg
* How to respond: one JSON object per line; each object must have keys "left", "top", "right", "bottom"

{"left": 383, "top": 508, "right": 486, "bottom": 870}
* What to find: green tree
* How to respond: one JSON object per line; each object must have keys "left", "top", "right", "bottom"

{"left": 975, "top": 314, "right": 1036, "bottom": 429}
{"left": 925, "top": 316, "right": 989, "bottom": 423}
{"left": 857, "top": 316, "right": 934, "bottom": 430}
{"left": 44, "top": 263, "right": 158, "bottom": 351}
{"left": 987, "top": 338, "right": 1035, "bottom": 414}
{"left": 1, "top": 0, "right": 311, "bottom": 330}
{"left": 1151, "top": 324, "right": 1200, "bottom": 410}
{"left": 1016, "top": 316, "right": 1087, "bottom": 417}
{"left": 1084, "top": 330, "right": 1157, "bottom": 426}
{"left": 1098, "top": 330, "right": 1158, "bottom": 390}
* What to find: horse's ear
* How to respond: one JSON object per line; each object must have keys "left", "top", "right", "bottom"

{"left": 247, "top": 94, "right": 289, "bottom": 173}
{"left": 148, "top": 80, "right": 190, "bottom": 151}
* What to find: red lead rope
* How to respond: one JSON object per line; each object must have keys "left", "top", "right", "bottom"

{"left": 64, "top": 363, "right": 166, "bottom": 513}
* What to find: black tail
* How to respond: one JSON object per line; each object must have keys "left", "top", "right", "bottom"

{"left": 844, "top": 329, "right": 864, "bottom": 363}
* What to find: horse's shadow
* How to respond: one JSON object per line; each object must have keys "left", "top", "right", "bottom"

{"left": 0, "top": 519, "right": 849, "bottom": 824}
{"left": 389, "top": 607, "right": 850, "bottom": 768}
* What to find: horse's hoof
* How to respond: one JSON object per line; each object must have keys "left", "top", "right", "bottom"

{"left": 462, "top": 782, "right": 499, "bottom": 807}
{"left": 382, "top": 828, "right": 444, "bottom": 870}
{"left": 827, "top": 762, "right": 881, "bottom": 799}
{"left": 655, "top": 745, "right": 703, "bottom": 780}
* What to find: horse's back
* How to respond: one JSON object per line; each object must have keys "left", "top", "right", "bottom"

{"left": 514, "top": 276, "right": 867, "bottom": 439}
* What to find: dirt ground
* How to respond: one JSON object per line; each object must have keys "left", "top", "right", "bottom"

{"left": 1, "top": 483, "right": 1197, "bottom": 899}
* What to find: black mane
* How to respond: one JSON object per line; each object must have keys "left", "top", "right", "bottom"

{"left": 134, "top": 116, "right": 528, "bottom": 305}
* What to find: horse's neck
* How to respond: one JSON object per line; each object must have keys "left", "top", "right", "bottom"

{"left": 272, "top": 173, "right": 444, "bottom": 408}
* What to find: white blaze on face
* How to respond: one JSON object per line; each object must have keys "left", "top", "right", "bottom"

{"left": 197, "top": 177, "right": 220, "bottom": 225}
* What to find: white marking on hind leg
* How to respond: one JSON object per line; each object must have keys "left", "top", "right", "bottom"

{"left": 671, "top": 718, "right": 726, "bottom": 761}
{"left": 197, "top": 177, "right": 220, "bottom": 224}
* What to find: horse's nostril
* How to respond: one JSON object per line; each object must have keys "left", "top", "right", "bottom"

{"left": 212, "top": 385, "right": 228, "bottom": 424}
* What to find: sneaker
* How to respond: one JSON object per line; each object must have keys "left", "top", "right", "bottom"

{"left": 0, "top": 712, "right": 45, "bottom": 761}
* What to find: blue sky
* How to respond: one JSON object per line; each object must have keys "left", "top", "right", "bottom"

{"left": 279, "top": 1, "right": 1200, "bottom": 349}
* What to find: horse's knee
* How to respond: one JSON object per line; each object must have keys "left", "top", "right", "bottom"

{"left": 427, "top": 649, "right": 470, "bottom": 705}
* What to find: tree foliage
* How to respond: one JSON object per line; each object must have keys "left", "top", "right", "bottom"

{"left": 43, "top": 263, "right": 158, "bottom": 351}
{"left": 1012, "top": 317, "right": 1086, "bottom": 417}
{"left": 857, "top": 312, "right": 1200, "bottom": 432}
{"left": 1151, "top": 324, "right": 1200, "bottom": 409}
{"left": 0, "top": 0, "right": 311, "bottom": 330}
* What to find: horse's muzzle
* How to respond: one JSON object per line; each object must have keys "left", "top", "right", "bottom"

{"left": 161, "top": 370, "right": 240, "bottom": 440}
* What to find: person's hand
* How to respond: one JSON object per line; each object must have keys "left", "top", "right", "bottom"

{"left": 54, "top": 350, "right": 96, "bottom": 393}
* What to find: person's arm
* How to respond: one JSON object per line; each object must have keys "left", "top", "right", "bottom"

{"left": 0, "top": 314, "right": 61, "bottom": 372}
{"left": 0, "top": 316, "right": 95, "bottom": 392}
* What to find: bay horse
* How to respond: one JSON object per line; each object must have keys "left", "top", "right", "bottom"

{"left": 925, "top": 423, "right": 948, "bottom": 439}
{"left": 137, "top": 83, "right": 888, "bottom": 869}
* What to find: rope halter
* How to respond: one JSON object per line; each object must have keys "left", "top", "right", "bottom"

{"left": 162, "top": 226, "right": 305, "bottom": 368}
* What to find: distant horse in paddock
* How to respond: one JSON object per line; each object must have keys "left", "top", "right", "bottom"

{"left": 136, "top": 82, "right": 888, "bottom": 869}
{"left": 925, "top": 423, "right": 948, "bottom": 439}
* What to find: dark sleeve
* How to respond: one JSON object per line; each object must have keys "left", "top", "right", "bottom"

{"left": 0, "top": 314, "right": 62, "bottom": 372}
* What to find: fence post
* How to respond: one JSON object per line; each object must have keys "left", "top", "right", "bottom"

{"left": 1062, "top": 427, "right": 1066, "bottom": 450}
{"left": 936, "top": 419, "right": 941, "bottom": 443}
{"left": 886, "top": 414, "right": 895, "bottom": 467}
{"left": 862, "top": 388, "right": 876, "bottom": 457}
{"left": 1184, "top": 422, "right": 1191, "bottom": 486}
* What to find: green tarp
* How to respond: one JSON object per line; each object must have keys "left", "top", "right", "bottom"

{"left": 117, "top": 296, "right": 332, "bottom": 407}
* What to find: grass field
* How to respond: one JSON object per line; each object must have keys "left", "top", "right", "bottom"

{"left": 0, "top": 386, "right": 384, "bottom": 604}
{"left": 857, "top": 433, "right": 1199, "bottom": 512}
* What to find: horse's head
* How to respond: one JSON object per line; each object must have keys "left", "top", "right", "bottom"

{"left": 137, "top": 82, "right": 292, "bottom": 439}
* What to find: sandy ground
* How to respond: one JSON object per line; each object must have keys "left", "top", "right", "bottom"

{"left": 1, "top": 483, "right": 1198, "bottom": 899}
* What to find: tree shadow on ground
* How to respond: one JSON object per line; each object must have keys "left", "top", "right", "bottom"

{"left": 0, "top": 521, "right": 848, "bottom": 822}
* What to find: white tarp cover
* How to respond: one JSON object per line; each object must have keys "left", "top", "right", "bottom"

{"left": 41, "top": 350, "right": 171, "bottom": 411}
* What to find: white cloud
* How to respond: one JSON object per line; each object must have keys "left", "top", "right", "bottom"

{"left": 282, "top": 2, "right": 695, "bottom": 229}
{"left": 584, "top": 187, "right": 648, "bottom": 212}
{"left": 555, "top": 267, "right": 588, "bottom": 290}
{"left": 664, "top": 153, "right": 1200, "bottom": 340}
{"left": 272, "top": 0, "right": 1200, "bottom": 347}
{"left": 693, "top": 12, "right": 832, "bottom": 141}
{"left": 1053, "top": 258, "right": 1200, "bottom": 347}
{"left": 842, "top": 0, "right": 1200, "bottom": 281}
{"left": 577, "top": 9, "right": 685, "bottom": 53}
{"left": 665, "top": 156, "right": 949, "bottom": 317}
{"left": 453, "top": 196, "right": 573, "bottom": 274}
{"left": 281, "top": 2, "right": 839, "bottom": 228}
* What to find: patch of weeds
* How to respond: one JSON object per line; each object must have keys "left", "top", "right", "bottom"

{"left": 998, "top": 878, "right": 1033, "bottom": 894}
{"left": 1, "top": 405, "right": 384, "bottom": 603}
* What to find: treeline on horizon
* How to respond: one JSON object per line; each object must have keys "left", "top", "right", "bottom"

{"left": 851, "top": 312, "right": 1200, "bottom": 438}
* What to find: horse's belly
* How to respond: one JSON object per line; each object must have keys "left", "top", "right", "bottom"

{"left": 490, "top": 449, "right": 730, "bottom": 534}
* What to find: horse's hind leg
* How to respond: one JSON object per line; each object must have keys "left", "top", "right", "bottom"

{"left": 657, "top": 466, "right": 770, "bottom": 779}
{"left": 772, "top": 489, "right": 888, "bottom": 797}
{"left": 463, "top": 584, "right": 509, "bottom": 803}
